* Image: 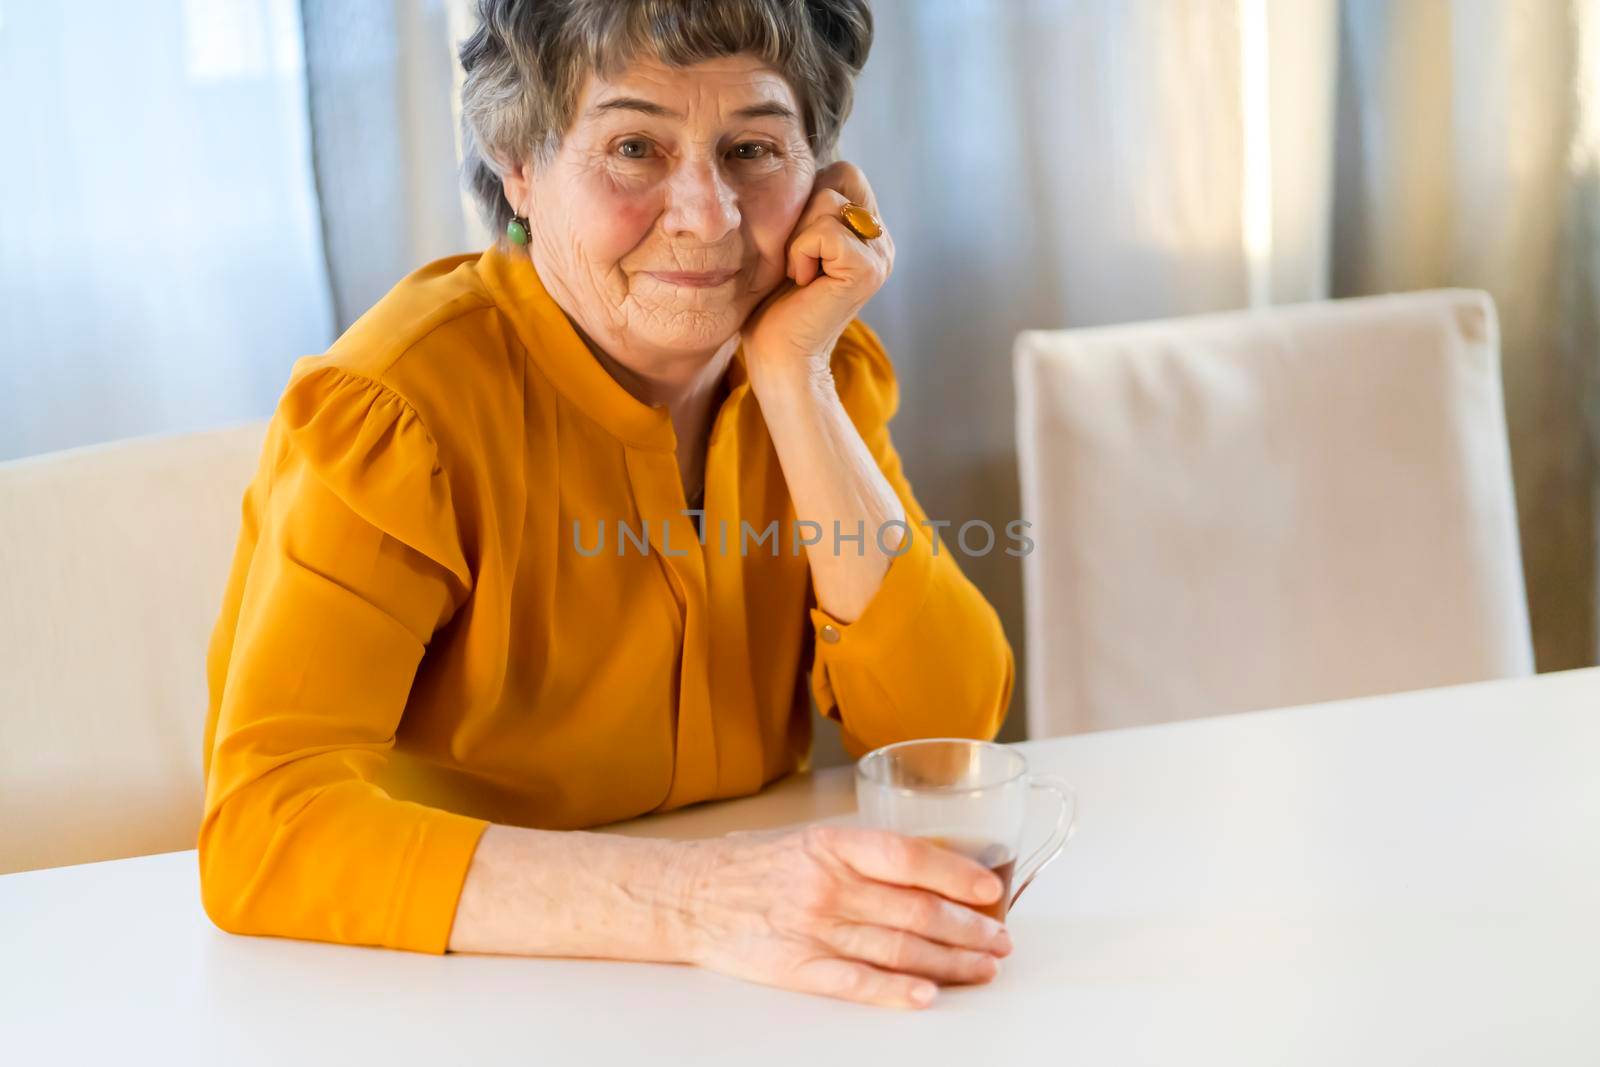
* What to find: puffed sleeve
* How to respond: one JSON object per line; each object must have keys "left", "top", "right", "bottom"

{"left": 806, "top": 320, "right": 1015, "bottom": 757}
{"left": 199, "top": 363, "right": 489, "bottom": 953}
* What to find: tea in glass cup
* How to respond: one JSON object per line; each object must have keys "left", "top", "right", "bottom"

{"left": 855, "top": 738, "right": 1076, "bottom": 920}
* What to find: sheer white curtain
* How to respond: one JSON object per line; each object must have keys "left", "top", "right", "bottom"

{"left": 0, "top": 0, "right": 335, "bottom": 461}
{"left": 835, "top": 0, "right": 1599, "bottom": 699}
{"left": 300, "top": 0, "right": 471, "bottom": 329}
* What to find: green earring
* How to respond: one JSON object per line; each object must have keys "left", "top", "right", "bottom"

{"left": 506, "top": 215, "right": 530, "bottom": 245}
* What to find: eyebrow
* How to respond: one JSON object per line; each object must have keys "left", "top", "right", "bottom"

{"left": 587, "top": 96, "right": 798, "bottom": 123}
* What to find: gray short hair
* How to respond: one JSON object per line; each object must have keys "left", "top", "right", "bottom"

{"left": 457, "top": 0, "right": 873, "bottom": 239}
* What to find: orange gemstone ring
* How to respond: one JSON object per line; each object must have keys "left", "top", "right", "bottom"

{"left": 840, "top": 202, "right": 883, "bottom": 241}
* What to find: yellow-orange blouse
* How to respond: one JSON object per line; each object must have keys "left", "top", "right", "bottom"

{"left": 199, "top": 242, "right": 1013, "bottom": 954}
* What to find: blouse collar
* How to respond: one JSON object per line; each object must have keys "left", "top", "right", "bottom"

{"left": 475, "top": 241, "right": 749, "bottom": 453}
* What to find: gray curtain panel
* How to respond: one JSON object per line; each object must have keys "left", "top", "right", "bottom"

{"left": 300, "top": 0, "right": 468, "bottom": 332}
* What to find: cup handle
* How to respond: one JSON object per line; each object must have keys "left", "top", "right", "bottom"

{"left": 1010, "top": 774, "right": 1077, "bottom": 910}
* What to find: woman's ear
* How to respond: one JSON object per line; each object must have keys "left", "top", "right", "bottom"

{"left": 501, "top": 158, "right": 534, "bottom": 216}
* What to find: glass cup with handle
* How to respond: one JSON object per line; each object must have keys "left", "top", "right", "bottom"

{"left": 854, "top": 738, "right": 1077, "bottom": 921}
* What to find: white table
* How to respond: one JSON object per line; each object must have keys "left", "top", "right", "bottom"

{"left": 4, "top": 670, "right": 1599, "bottom": 1065}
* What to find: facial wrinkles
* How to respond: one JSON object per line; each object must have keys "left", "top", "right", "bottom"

{"left": 528, "top": 150, "right": 631, "bottom": 339}
{"left": 629, "top": 130, "right": 809, "bottom": 320}
{"left": 529, "top": 57, "right": 815, "bottom": 366}
{"left": 622, "top": 183, "right": 733, "bottom": 341}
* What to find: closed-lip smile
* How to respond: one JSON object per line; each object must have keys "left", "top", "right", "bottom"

{"left": 647, "top": 270, "right": 738, "bottom": 288}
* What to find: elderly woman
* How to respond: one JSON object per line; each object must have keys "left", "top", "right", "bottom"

{"left": 199, "top": 0, "right": 1012, "bottom": 1009}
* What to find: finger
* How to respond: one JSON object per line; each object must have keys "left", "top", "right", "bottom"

{"left": 810, "top": 826, "right": 1003, "bottom": 908}
{"left": 813, "top": 160, "right": 878, "bottom": 216}
{"left": 788, "top": 234, "right": 818, "bottom": 287}
{"left": 800, "top": 187, "right": 889, "bottom": 250}
{"left": 788, "top": 956, "right": 937, "bottom": 1010}
{"left": 837, "top": 878, "right": 1011, "bottom": 955}
{"left": 822, "top": 922, "right": 1001, "bottom": 986}
{"left": 786, "top": 216, "right": 884, "bottom": 289}
{"left": 786, "top": 175, "right": 891, "bottom": 287}
{"left": 786, "top": 224, "right": 829, "bottom": 287}
{"left": 787, "top": 193, "right": 850, "bottom": 286}
{"left": 812, "top": 166, "right": 887, "bottom": 250}
{"left": 799, "top": 186, "right": 851, "bottom": 231}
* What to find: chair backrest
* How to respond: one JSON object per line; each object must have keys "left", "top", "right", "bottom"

{"left": 1015, "top": 289, "right": 1534, "bottom": 738}
{"left": 0, "top": 421, "right": 269, "bottom": 872}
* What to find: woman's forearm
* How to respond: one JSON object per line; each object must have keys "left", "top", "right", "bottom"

{"left": 750, "top": 362, "right": 906, "bottom": 623}
{"left": 445, "top": 822, "right": 1010, "bottom": 1008}
{"left": 445, "top": 824, "right": 699, "bottom": 959}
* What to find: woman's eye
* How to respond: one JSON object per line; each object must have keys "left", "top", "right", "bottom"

{"left": 617, "top": 140, "right": 653, "bottom": 160}
{"left": 730, "top": 143, "right": 772, "bottom": 161}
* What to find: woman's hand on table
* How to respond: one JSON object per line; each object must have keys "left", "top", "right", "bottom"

{"left": 674, "top": 824, "right": 1012, "bottom": 1009}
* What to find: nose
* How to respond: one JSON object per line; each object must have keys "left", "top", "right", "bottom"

{"left": 661, "top": 157, "right": 741, "bottom": 246}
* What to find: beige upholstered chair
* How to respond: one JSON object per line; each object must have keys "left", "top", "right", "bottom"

{"left": 1014, "top": 289, "right": 1534, "bottom": 739}
{"left": 0, "top": 422, "right": 269, "bottom": 873}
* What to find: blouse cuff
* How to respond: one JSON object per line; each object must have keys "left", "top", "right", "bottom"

{"left": 386, "top": 808, "right": 491, "bottom": 955}
{"left": 807, "top": 517, "right": 937, "bottom": 663}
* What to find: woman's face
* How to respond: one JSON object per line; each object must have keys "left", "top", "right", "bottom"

{"left": 506, "top": 54, "right": 817, "bottom": 366}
